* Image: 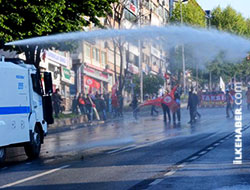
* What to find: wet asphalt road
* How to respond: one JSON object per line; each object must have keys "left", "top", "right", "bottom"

{"left": 1, "top": 106, "right": 250, "bottom": 190}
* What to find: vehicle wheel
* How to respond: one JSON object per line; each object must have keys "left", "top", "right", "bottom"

{"left": 0, "top": 148, "right": 6, "bottom": 163}
{"left": 24, "top": 126, "right": 41, "bottom": 159}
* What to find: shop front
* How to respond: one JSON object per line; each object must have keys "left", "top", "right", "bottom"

{"left": 82, "top": 64, "right": 111, "bottom": 95}
{"left": 41, "top": 50, "right": 70, "bottom": 92}
{"left": 61, "top": 67, "right": 75, "bottom": 111}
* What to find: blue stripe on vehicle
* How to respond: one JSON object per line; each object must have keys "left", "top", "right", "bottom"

{"left": 0, "top": 106, "right": 30, "bottom": 115}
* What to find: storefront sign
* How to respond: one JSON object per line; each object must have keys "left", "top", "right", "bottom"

{"left": 126, "top": 1, "right": 138, "bottom": 15}
{"left": 61, "top": 67, "right": 75, "bottom": 85}
{"left": 84, "top": 67, "right": 109, "bottom": 82}
{"left": 45, "top": 50, "right": 68, "bottom": 67}
{"left": 84, "top": 76, "right": 100, "bottom": 89}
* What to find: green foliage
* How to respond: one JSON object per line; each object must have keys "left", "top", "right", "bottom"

{"left": 171, "top": 0, "right": 206, "bottom": 27}
{"left": 170, "top": 3, "right": 250, "bottom": 85}
{"left": 0, "top": 0, "right": 116, "bottom": 67}
{"left": 211, "top": 6, "right": 248, "bottom": 36}
{"left": 132, "top": 74, "right": 164, "bottom": 96}
{"left": 246, "top": 19, "right": 250, "bottom": 37}
{"left": 209, "top": 6, "right": 250, "bottom": 84}
{"left": 207, "top": 53, "right": 235, "bottom": 83}
{"left": 0, "top": 0, "right": 115, "bottom": 43}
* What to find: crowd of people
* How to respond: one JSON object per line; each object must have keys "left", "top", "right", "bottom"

{"left": 71, "top": 92, "right": 124, "bottom": 122}
{"left": 51, "top": 85, "right": 250, "bottom": 124}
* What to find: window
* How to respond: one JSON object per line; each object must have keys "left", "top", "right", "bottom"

{"left": 31, "top": 73, "right": 43, "bottom": 95}
{"left": 96, "top": 49, "right": 100, "bottom": 62}
{"left": 92, "top": 48, "right": 100, "bottom": 62}
{"left": 92, "top": 48, "right": 96, "bottom": 60}
{"left": 85, "top": 44, "right": 91, "bottom": 58}
{"left": 101, "top": 52, "right": 106, "bottom": 65}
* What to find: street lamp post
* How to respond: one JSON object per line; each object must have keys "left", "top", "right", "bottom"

{"left": 138, "top": 0, "right": 143, "bottom": 103}
{"left": 205, "top": 10, "right": 212, "bottom": 90}
{"left": 180, "top": 0, "right": 188, "bottom": 94}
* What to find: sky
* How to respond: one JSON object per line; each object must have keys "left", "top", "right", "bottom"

{"left": 196, "top": 0, "right": 250, "bottom": 19}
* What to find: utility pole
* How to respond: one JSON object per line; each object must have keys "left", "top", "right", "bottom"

{"left": 205, "top": 10, "right": 212, "bottom": 90}
{"left": 180, "top": 0, "right": 186, "bottom": 94}
{"left": 138, "top": 0, "right": 143, "bottom": 103}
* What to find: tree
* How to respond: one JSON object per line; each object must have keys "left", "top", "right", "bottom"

{"left": 210, "top": 6, "right": 250, "bottom": 85}
{"left": 211, "top": 6, "right": 247, "bottom": 36}
{"left": 132, "top": 74, "right": 164, "bottom": 97}
{"left": 0, "top": 0, "right": 116, "bottom": 68}
{"left": 105, "top": 0, "right": 132, "bottom": 95}
{"left": 171, "top": 0, "right": 206, "bottom": 27}
{"left": 246, "top": 19, "right": 250, "bottom": 37}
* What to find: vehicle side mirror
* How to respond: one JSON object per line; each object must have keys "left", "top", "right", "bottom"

{"left": 44, "top": 72, "right": 53, "bottom": 94}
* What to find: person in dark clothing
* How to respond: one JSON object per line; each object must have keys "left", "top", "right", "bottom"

{"left": 151, "top": 94, "right": 159, "bottom": 116}
{"left": 118, "top": 94, "right": 124, "bottom": 117}
{"left": 99, "top": 95, "right": 107, "bottom": 121}
{"left": 225, "top": 89, "right": 234, "bottom": 118}
{"left": 187, "top": 90, "right": 197, "bottom": 124}
{"left": 104, "top": 93, "right": 110, "bottom": 112}
{"left": 192, "top": 92, "right": 201, "bottom": 120}
{"left": 95, "top": 94, "right": 106, "bottom": 121}
{"left": 95, "top": 95, "right": 101, "bottom": 113}
{"left": 85, "top": 94, "right": 93, "bottom": 121}
{"left": 173, "top": 91, "right": 181, "bottom": 123}
{"left": 52, "top": 88, "right": 62, "bottom": 118}
{"left": 162, "top": 102, "right": 171, "bottom": 123}
{"left": 72, "top": 95, "right": 78, "bottom": 114}
{"left": 131, "top": 95, "right": 138, "bottom": 119}
{"left": 78, "top": 93, "right": 86, "bottom": 115}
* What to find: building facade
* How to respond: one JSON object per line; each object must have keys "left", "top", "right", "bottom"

{"left": 40, "top": 50, "right": 75, "bottom": 111}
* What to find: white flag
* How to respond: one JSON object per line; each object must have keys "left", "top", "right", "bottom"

{"left": 220, "top": 77, "right": 225, "bottom": 93}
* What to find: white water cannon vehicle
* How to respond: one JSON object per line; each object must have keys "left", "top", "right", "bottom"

{"left": 0, "top": 58, "right": 54, "bottom": 163}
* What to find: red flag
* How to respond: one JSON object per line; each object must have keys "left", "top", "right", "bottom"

{"left": 84, "top": 76, "right": 100, "bottom": 89}
{"left": 161, "top": 94, "right": 180, "bottom": 113}
{"left": 139, "top": 97, "right": 162, "bottom": 108}
{"left": 170, "top": 85, "right": 178, "bottom": 98}
{"left": 140, "top": 93, "right": 180, "bottom": 113}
